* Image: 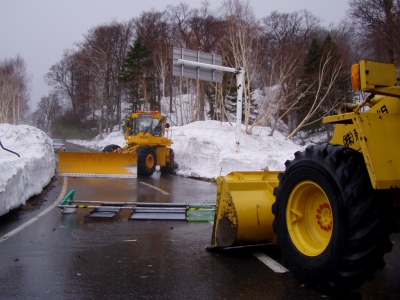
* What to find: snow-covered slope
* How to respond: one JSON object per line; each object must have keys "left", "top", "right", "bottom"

{"left": 0, "top": 124, "right": 55, "bottom": 216}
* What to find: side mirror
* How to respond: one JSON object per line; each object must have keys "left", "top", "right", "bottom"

{"left": 165, "top": 123, "right": 170, "bottom": 129}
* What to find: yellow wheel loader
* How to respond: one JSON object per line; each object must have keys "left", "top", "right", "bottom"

{"left": 210, "top": 60, "right": 400, "bottom": 292}
{"left": 58, "top": 111, "right": 175, "bottom": 178}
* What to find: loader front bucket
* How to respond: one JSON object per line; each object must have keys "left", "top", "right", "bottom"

{"left": 211, "top": 170, "right": 280, "bottom": 248}
{"left": 58, "top": 152, "right": 138, "bottom": 178}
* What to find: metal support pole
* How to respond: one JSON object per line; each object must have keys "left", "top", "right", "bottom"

{"left": 235, "top": 69, "right": 245, "bottom": 153}
{"left": 177, "top": 59, "right": 236, "bottom": 73}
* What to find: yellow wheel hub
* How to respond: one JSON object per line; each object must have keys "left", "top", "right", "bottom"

{"left": 286, "top": 181, "right": 333, "bottom": 256}
{"left": 146, "top": 155, "right": 154, "bottom": 169}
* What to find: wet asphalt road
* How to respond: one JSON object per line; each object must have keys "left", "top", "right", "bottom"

{"left": 0, "top": 145, "right": 399, "bottom": 299}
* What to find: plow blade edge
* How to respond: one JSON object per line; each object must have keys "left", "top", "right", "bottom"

{"left": 211, "top": 170, "right": 280, "bottom": 248}
{"left": 58, "top": 152, "right": 138, "bottom": 178}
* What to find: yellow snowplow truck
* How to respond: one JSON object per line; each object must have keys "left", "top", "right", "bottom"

{"left": 210, "top": 60, "right": 400, "bottom": 292}
{"left": 58, "top": 111, "right": 175, "bottom": 178}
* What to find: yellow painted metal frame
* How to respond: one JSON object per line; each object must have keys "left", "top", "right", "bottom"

{"left": 211, "top": 170, "right": 279, "bottom": 247}
{"left": 155, "top": 146, "right": 167, "bottom": 167}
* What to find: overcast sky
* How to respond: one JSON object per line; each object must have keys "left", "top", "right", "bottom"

{"left": 0, "top": 0, "right": 350, "bottom": 111}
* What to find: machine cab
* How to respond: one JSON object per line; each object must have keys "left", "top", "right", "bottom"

{"left": 125, "top": 111, "right": 172, "bottom": 147}
{"left": 126, "top": 111, "right": 164, "bottom": 136}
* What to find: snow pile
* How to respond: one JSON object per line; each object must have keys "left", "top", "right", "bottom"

{"left": 69, "top": 120, "right": 304, "bottom": 179}
{"left": 0, "top": 124, "right": 55, "bottom": 216}
{"left": 170, "top": 121, "right": 304, "bottom": 178}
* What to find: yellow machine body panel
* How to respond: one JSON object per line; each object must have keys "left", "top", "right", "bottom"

{"left": 211, "top": 170, "right": 279, "bottom": 247}
{"left": 155, "top": 146, "right": 169, "bottom": 166}
{"left": 58, "top": 152, "right": 138, "bottom": 178}
{"left": 355, "top": 113, "right": 400, "bottom": 189}
{"left": 358, "top": 60, "right": 397, "bottom": 90}
{"left": 324, "top": 89, "right": 400, "bottom": 189}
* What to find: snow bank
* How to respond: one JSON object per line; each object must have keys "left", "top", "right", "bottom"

{"left": 170, "top": 121, "right": 304, "bottom": 178}
{"left": 0, "top": 124, "right": 55, "bottom": 216}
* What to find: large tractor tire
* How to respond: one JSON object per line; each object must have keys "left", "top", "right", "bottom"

{"left": 102, "top": 144, "right": 121, "bottom": 153}
{"left": 160, "top": 149, "right": 175, "bottom": 175}
{"left": 137, "top": 146, "right": 157, "bottom": 177}
{"left": 273, "top": 143, "right": 393, "bottom": 293}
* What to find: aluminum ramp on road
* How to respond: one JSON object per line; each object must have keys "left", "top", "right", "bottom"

{"left": 129, "top": 206, "right": 187, "bottom": 220}
{"left": 58, "top": 190, "right": 215, "bottom": 221}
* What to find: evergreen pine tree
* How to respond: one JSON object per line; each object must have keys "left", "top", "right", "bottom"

{"left": 119, "top": 36, "right": 154, "bottom": 112}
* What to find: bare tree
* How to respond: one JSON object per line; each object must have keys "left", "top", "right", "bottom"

{"left": 167, "top": 2, "right": 222, "bottom": 123}
{"left": 75, "top": 21, "right": 134, "bottom": 136}
{"left": 249, "top": 48, "right": 303, "bottom": 134}
{"left": 259, "top": 10, "right": 321, "bottom": 135}
{"left": 32, "top": 92, "right": 63, "bottom": 132}
{"left": 219, "top": 0, "right": 262, "bottom": 132}
{"left": 286, "top": 46, "right": 345, "bottom": 139}
{"left": 45, "top": 49, "right": 81, "bottom": 113}
{"left": 349, "top": 0, "right": 400, "bottom": 63}
{"left": 135, "top": 10, "right": 171, "bottom": 111}
{"left": 0, "top": 55, "right": 30, "bottom": 124}
{"left": 108, "top": 21, "right": 134, "bottom": 129}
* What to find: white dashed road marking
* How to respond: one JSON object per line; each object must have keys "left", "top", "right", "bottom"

{"left": 140, "top": 182, "right": 169, "bottom": 195}
{"left": 252, "top": 252, "right": 288, "bottom": 273}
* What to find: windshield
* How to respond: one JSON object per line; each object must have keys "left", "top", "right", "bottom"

{"left": 138, "top": 115, "right": 153, "bottom": 132}
{"left": 128, "top": 115, "right": 162, "bottom": 136}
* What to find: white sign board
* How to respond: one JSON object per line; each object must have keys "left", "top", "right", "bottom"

{"left": 173, "top": 48, "right": 223, "bottom": 83}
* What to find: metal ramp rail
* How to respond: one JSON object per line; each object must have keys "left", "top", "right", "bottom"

{"left": 58, "top": 190, "right": 215, "bottom": 222}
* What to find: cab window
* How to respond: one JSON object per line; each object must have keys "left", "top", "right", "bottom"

{"left": 152, "top": 118, "right": 162, "bottom": 136}
{"left": 138, "top": 115, "right": 153, "bottom": 133}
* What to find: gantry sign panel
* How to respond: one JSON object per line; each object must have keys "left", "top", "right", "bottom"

{"left": 172, "top": 48, "right": 223, "bottom": 83}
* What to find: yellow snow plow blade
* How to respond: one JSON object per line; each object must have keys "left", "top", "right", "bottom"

{"left": 58, "top": 152, "right": 138, "bottom": 178}
{"left": 211, "top": 170, "right": 280, "bottom": 248}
